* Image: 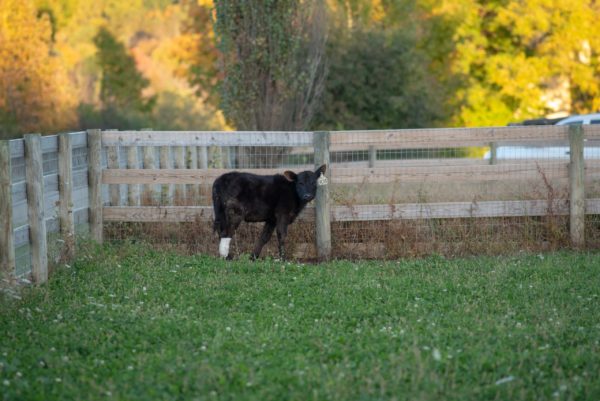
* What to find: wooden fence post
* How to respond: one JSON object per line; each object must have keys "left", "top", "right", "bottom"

{"left": 368, "top": 145, "right": 376, "bottom": 168}
{"left": 88, "top": 129, "right": 103, "bottom": 244}
{"left": 314, "top": 131, "right": 331, "bottom": 261}
{"left": 58, "top": 133, "right": 75, "bottom": 260}
{"left": 489, "top": 142, "right": 498, "bottom": 165}
{"left": 0, "top": 140, "right": 16, "bottom": 281}
{"left": 569, "top": 125, "right": 585, "bottom": 247}
{"left": 24, "top": 134, "right": 48, "bottom": 283}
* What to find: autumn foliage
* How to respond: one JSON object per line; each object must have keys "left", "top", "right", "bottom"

{"left": 0, "top": 0, "right": 77, "bottom": 138}
{"left": 1, "top": 0, "right": 600, "bottom": 139}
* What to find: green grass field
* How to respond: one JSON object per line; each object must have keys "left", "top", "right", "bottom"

{"left": 1, "top": 243, "right": 599, "bottom": 401}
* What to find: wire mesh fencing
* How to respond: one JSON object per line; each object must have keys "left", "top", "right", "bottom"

{"left": 327, "top": 127, "right": 577, "bottom": 257}
{"left": 100, "top": 126, "right": 600, "bottom": 260}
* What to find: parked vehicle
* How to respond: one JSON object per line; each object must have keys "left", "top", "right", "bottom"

{"left": 485, "top": 113, "right": 600, "bottom": 160}
{"left": 556, "top": 113, "right": 600, "bottom": 125}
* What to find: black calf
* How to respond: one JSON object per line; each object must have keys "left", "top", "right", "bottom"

{"left": 212, "top": 164, "right": 327, "bottom": 259}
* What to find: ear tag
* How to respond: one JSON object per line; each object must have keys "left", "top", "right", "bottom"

{"left": 317, "top": 172, "right": 328, "bottom": 186}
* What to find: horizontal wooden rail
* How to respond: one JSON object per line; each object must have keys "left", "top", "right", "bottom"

{"left": 331, "top": 161, "right": 571, "bottom": 183}
{"left": 102, "top": 168, "right": 285, "bottom": 184}
{"left": 104, "top": 206, "right": 314, "bottom": 223}
{"left": 99, "top": 126, "right": 600, "bottom": 150}
{"left": 102, "top": 131, "right": 314, "bottom": 147}
{"left": 103, "top": 199, "right": 600, "bottom": 223}
{"left": 103, "top": 160, "right": 582, "bottom": 185}
{"left": 330, "top": 126, "right": 570, "bottom": 149}
{"left": 329, "top": 126, "right": 600, "bottom": 150}
{"left": 331, "top": 200, "right": 571, "bottom": 220}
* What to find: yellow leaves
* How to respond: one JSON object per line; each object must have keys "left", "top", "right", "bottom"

{"left": 369, "top": 0, "right": 385, "bottom": 23}
{"left": 459, "top": 84, "right": 515, "bottom": 127}
{"left": 446, "top": 0, "right": 600, "bottom": 126}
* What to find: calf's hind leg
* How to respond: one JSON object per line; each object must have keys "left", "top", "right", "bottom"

{"left": 219, "top": 207, "right": 243, "bottom": 259}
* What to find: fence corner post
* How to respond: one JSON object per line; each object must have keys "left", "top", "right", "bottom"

{"left": 569, "top": 124, "right": 585, "bottom": 248}
{"left": 0, "top": 140, "right": 16, "bottom": 282}
{"left": 314, "top": 131, "right": 331, "bottom": 261}
{"left": 88, "top": 129, "right": 103, "bottom": 244}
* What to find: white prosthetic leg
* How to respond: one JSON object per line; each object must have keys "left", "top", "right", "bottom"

{"left": 219, "top": 238, "right": 232, "bottom": 258}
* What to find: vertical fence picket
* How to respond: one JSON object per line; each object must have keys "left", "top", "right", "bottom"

{"left": 88, "top": 129, "right": 103, "bottom": 244}
{"left": 198, "top": 146, "right": 208, "bottom": 169}
{"left": 160, "top": 146, "right": 173, "bottom": 204}
{"left": 58, "top": 133, "right": 75, "bottom": 260}
{"left": 24, "top": 134, "right": 48, "bottom": 283}
{"left": 199, "top": 146, "right": 209, "bottom": 204}
{"left": 107, "top": 145, "right": 121, "bottom": 206}
{"left": 126, "top": 146, "right": 139, "bottom": 206}
{"left": 142, "top": 146, "right": 156, "bottom": 205}
{"left": 187, "top": 146, "right": 199, "bottom": 203}
{"left": 0, "top": 140, "right": 15, "bottom": 281}
{"left": 173, "top": 146, "right": 186, "bottom": 204}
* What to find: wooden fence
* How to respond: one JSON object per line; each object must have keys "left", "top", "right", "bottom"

{"left": 2, "top": 125, "right": 600, "bottom": 283}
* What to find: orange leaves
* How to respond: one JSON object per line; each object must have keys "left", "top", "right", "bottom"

{"left": 0, "top": 0, "right": 77, "bottom": 137}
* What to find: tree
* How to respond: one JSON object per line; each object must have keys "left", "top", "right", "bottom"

{"left": 0, "top": 0, "right": 77, "bottom": 139}
{"left": 431, "top": 0, "right": 600, "bottom": 126}
{"left": 311, "top": 0, "right": 447, "bottom": 130}
{"left": 181, "top": 0, "right": 221, "bottom": 104}
{"left": 213, "top": 0, "right": 328, "bottom": 131}
{"left": 94, "top": 27, "right": 155, "bottom": 113}
{"left": 84, "top": 27, "right": 155, "bottom": 128}
{"left": 313, "top": 25, "right": 444, "bottom": 130}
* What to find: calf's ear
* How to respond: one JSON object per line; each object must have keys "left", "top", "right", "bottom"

{"left": 283, "top": 171, "right": 297, "bottom": 182}
{"left": 315, "top": 164, "right": 327, "bottom": 175}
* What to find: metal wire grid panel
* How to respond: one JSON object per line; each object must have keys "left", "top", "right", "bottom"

{"left": 8, "top": 133, "right": 90, "bottom": 277}
{"left": 88, "top": 126, "right": 600, "bottom": 260}
{"left": 102, "top": 131, "right": 318, "bottom": 259}
{"left": 327, "top": 126, "right": 598, "bottom": 257}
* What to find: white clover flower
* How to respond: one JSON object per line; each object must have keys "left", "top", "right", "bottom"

{"left": 495, "top": 376, "right": 515, "bottom": 385}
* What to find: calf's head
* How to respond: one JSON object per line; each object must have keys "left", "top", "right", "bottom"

{"left": 283, "top": 164, "right": 327, "bottom": 202}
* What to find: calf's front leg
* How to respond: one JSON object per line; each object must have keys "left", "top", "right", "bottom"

{"left": 276, "top": 220, "right": 289, "bottom": 260}
{"left": 252, "top": 221, "right": 275, "bottom": 260}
